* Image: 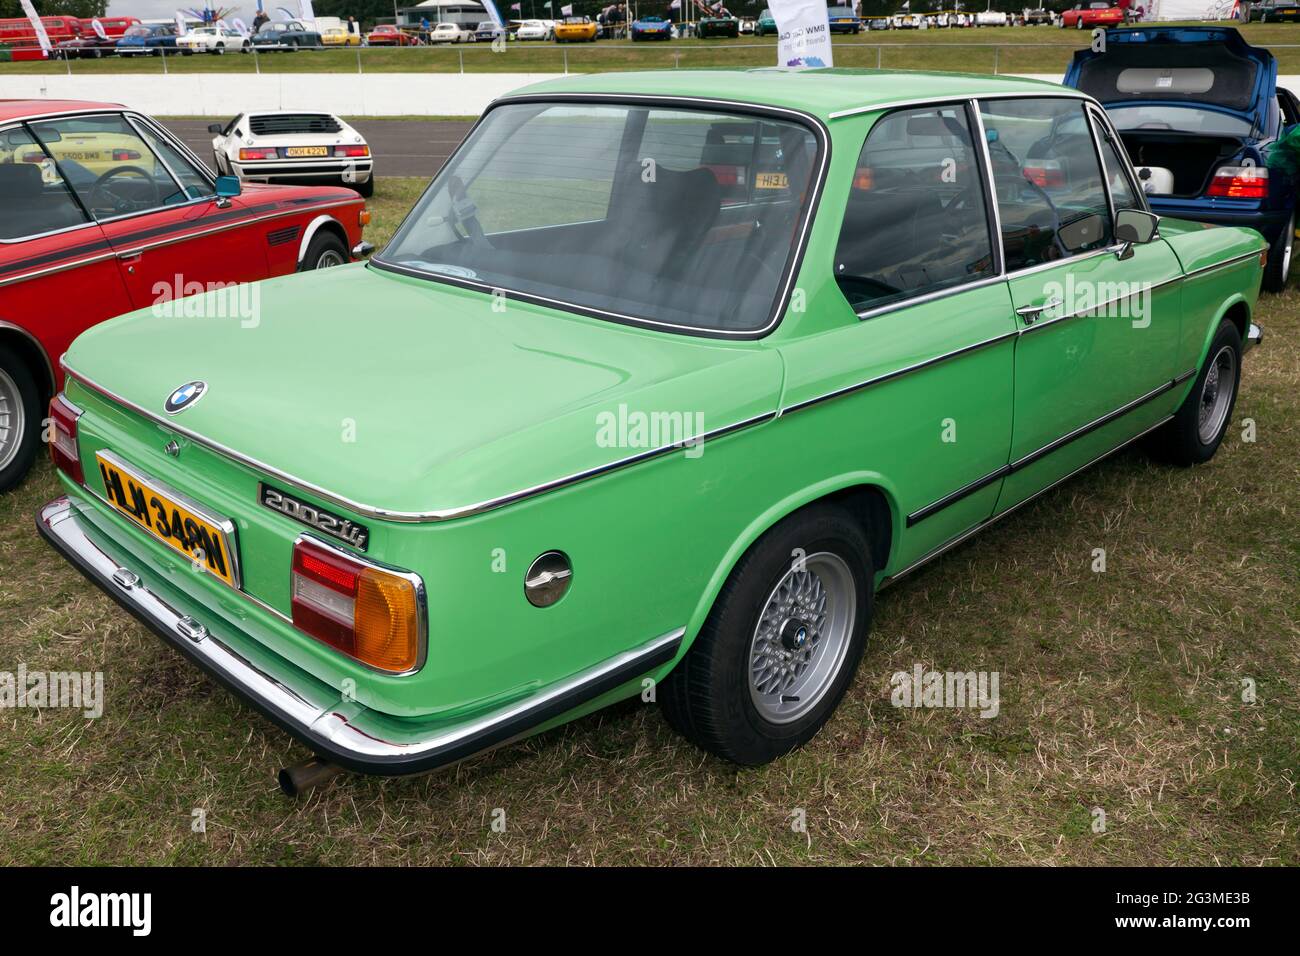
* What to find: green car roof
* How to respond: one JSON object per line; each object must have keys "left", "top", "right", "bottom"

{"left": 504, "top": 69, "right": 1070, "bottom": 121}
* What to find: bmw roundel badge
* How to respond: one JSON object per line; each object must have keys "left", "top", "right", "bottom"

{"left": 164, "top": 381, "right": 207, "bottom": 415}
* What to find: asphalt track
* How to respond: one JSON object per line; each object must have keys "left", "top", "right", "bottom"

{"left": 161, "top": 118, "right": 475, "bottom": 179}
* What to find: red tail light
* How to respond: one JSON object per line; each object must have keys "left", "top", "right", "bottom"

{"left": 1023, "top": 161, "right": 1065, "bottom": 189}
{"left": 291, "top": 537, "right": 424, "bottom": 674}
{"left": 334, "top": 145, "right": 370, "bottom": 158}
{"left": 20, "top": 151, "right": 45, "bottom": 163}
{"left": 239, "top": 147, "right": 278, "bottom": 161}
{"left": 48, "top": 394, "right": 83, "bottom": 484}
{"left": 1207, "top": 165, "right": 1268, "bottom": 199}
{"left": 111, "top": 149, "right": 141, "bottom": 161}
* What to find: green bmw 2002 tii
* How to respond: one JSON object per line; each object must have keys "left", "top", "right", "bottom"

{"left": 39, "top": 70, "right": 1265, "bottom": 791}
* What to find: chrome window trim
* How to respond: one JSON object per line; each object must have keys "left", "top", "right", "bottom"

{"left": 124, "top": 112, "right": 216, "bottom": 203}
{"left": 829, "top": 88, "right": 1097, "bottom": 121}
{"left": 62, "top": 357, "right": 775, "bottom": 524}
{"left": 371, "top": 92, "right": 832, "bottom": 340}
{"left": 1018, "top": 269, "right": 1183, "bottom": 336}
{"left": 836, "top": 98, "right": 1004, "bottom": 320}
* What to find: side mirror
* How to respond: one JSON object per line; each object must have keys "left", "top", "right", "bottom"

{"left": 207, "top": 123, "right": 223, "bottom": 134}
{"left": 1115, "top": 208, "right": 1160, "bottom": 244}
{"left": 214, "top": 175, "right": 242, "bottom": 207}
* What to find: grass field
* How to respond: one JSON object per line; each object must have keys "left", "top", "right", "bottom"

{"left": 0, "top": 177, "right": 1295, "bottom": 866}
{"left": 7, "top": 23, "right": 1300, "bottom": 76}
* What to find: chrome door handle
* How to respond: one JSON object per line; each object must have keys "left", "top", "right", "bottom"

{"left": 1016, "top": 297, "right": 1062, "bottom": 326}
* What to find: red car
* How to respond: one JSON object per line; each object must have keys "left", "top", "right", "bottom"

{"left": 0, "top": 100, "right": 370, "bottom": 491}
{"left": 365, "top": 24, "right": 422, "bottom": 45}
{"left": 1059, "top": 3, "right": 1125, "bottom": 28}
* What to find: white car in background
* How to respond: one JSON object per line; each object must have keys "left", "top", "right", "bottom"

{"left": 176, "top": 25, "right": 252, "bottom": 54}
{"left": 210, "top": 110, "right": 374, "bottom": 197}
{"left": 974, "top": 10, "right": 1009, "bottom": 25}
{"left": 429, "top": 21, "right": 475, "bottom": 42}
{"left": 516, "top": 19, "right": 551, "bottom": 39}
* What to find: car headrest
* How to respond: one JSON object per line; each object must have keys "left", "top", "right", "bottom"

{"left": 0, "top": 162, "right": 43, "bottom": 198}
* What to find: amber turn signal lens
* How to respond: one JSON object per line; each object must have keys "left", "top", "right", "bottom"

{"left": 358, "top": 208, "right": 371, "bottom": 227}
{"left": 354, "top": 568, "right": 421, "bottom": 673}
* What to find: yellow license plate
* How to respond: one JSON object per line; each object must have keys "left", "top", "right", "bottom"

{"left": 95, "top": 450, "right": 241, "bottom": 589}
{"left": 285, "top": 147, "right": 329, "bottom": 158}
{"left": 755, "top": 172, "right": 789, "bottom": 190}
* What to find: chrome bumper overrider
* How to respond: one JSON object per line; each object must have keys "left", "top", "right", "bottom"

{"left": 37, "top": 495, "right": 683, "bottom": 775}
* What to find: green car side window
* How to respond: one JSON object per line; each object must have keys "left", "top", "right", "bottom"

{"left": 980, "top": 98, "right": 1113, "bottom": 270}
{"left": 833, "top": 103, "right": 996, "bottom": 313}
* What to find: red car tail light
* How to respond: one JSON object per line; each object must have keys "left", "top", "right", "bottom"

{"left": 48, "top": 394, "right": 84, "bottom": 484}
{"left": 1023, "top": 160, "right": 1065, "bottom": 189}
{"left": 1207, "top": 165, "right": 1269, "bottom": 199}
{"left": 111, "top": 149, "right": 141, "bottom": 161}
{"left": 291, "top": 537, "right": 424, "bottom": 674}
{"left": 239, "top": 147, "right": 278, "bottom": 161}
{"left": 334, "top": 145, "right": 370, "bottom": 158}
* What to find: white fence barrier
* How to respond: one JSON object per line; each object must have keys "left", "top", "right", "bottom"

{"left": 10, "top": 72, "right": 1300, "bottom": 118}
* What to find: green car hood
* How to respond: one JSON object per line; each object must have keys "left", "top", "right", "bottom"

{"left": 64, "top": 263, "right": 783, "bottom": 518}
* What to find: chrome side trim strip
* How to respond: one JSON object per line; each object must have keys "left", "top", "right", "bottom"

{"left": 63, "top": 358, "right": 773, "bottom": 523}
{"left": 780, "top": 330, "right": 1019, "bottom": 416}
{"left": 1183, "top": 248, "right": 1265, "bottom": 279}
{"left": 883, "top": 414, "right": 1175, "bottom": 587}
{"left": 109, "top": 200, "right": 358, "bottom": 259}
{"left": 37, "top": 494, "right": 683, "bottom": 775}
{"left": 0, "top": 251, "right": 118, "bottom": 289}
{"left": 1018, "top": 270, "right": 1183, "bottom": 336}
{"left": 905, "top": 369, "right": 1195, "bottom": 527}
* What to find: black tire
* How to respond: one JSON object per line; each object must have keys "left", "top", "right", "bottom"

{"left": 299, "top": 230, "right": 349, "bottom": 271}
{"left": 352, "top": 175, "right": 375, "bottom": 198}
{"left": 1262, "top": 209, "right": 1294, "bottom": 292}
{"left": 1152, "top": 320, "right": 1243, "bottom": 467}
{"left": 659, "top": 503, "right": 873, "bottom": 765}
{"left": 0, "top": 345, "right": 42, "bottom": 494}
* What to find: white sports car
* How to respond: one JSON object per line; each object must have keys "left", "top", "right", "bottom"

{"left": 429, "top": 22, "right": 475, "bottom": 42}
{"left": 210, "top": 110, "right": 373, "bottom": 197}
{"left": 516, "top": 19, "right": 551, "bottom": 40}
{"left": 176, "top": 26, "right": 252, "bottom": 54}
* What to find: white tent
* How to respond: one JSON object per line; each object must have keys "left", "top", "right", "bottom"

{"left": 1143, "top": 0, "right": 1245, "bottom": 20}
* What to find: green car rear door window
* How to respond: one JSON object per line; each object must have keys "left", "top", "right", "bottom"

{"left": 832, "top": 103, "right": 997, "bottom": 312}
{"left": 980, "top": 98, "right": 1113, "bottom": 270}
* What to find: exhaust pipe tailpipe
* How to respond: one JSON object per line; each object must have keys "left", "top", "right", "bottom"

{"left": 278, "top": 757, "right": 344, "bottom": 797}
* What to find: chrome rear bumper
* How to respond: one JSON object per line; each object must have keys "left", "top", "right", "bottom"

{"left": 37, "top": 494, "right": 682, "bottom": 775}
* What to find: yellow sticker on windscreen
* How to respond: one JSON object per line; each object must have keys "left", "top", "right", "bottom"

{"left": 755, "top": 172, "right": 789, "bottom": 190}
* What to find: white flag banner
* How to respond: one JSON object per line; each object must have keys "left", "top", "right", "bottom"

{"left": 298, "top": 0, "right": 316, "bottom": 29}
{"left": 91, "top": 17, "right": 109, "bottom": 40}
{"left": 174, "top": 11, "right": 188, "bottom": 35}
{"left": 561, "top": 3, "right": 573, "bottom": 13}
{"left": 480, "top": 0, "right": 506, "bottom": 29}
{"left": 232, "top": 16, "right": 250, "bottom": 35}
{"left": 768, "top": 0, "right": 831, "bottom": 69}
{"left": 19, "top": 0, "right": 51, "bottom": 53}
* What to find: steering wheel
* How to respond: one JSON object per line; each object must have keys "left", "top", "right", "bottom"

{"left": 87, "top": 165, "right": 160, "bottom": 216}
